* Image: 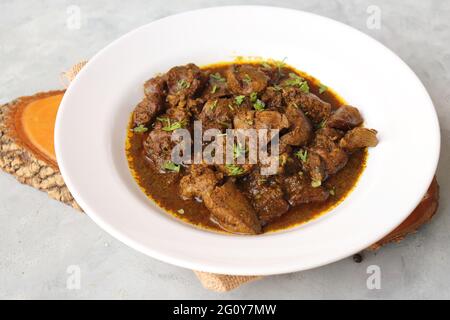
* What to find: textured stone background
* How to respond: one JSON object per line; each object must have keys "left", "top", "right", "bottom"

{"left": 0, "top": 0, "right": 448, "bottom": 299}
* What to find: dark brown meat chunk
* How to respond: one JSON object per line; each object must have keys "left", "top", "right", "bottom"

{"left": 310, "top": 128, "right": 348, "bottom": 175}
{"left": 205, "top": 71, "right": 230, "bottom": 99}
{"left": 283, "top": 172, "right": 329, "bottom": 206}
{"left": 186, "top": 98, "right": 205, "bottom": 117}
{"left": 179, "top": 165, "right": 223, "bottom": 199}
{"left": 254, "top": 111, "right": 289, "bottom": 131}
{"left": 143, "top": 106, "right": 190, "bottom": 169}
{"left": 315, "top": 127, "right": 344, "bottom": 142}
{"left": 133, "top": 75, "right": 168, "bottom": 126}
{"left": 233, "top": 110, "right": 255, "bottom": 129}
{"left": 301, "top": 151, "right": 327, "bottom": 183}
{"left": 143, "top": 124, "right": 176, "bottom": 170}
{"left": 261, "top": 86, "right": 283, "bottom": 110}
{"left": 166, "top": 63, "right": 205, "bottom": 105}
{"left": 204, "top": 181, "right": 261, "bottom": 234}
{"left": 180, "top": 166, "right": 260, "bottom": 234}
{"left": 311, "top": 146, "right": 348, "bottom": 175}
{"left": 282, "top": 87, "right": 331, "bottom": 123}
{"left": 199, "top": 98, "right": 235, "bottom": 131}
{"left": 133, "top": 96, "right": 163, "bottom": 127}
{"left": 215, "top": 163, "right": 254, "bottom": 177}
{"left": 340, "top": 127, "right": 378, "bottom": 151}
{"left": 225, "top": 64, "right": 268, "bottom": 95}
{"left": 242, "top": 170, "right": 289, "bottom": 225}
{"left": 144, "top": 75, "right": 167, "bottom": 98}
{"left": 281, "top": 104, "right": 312, "bottom": 147}
{"left": 327, "top": 105, "right": 363, "bottom": 130}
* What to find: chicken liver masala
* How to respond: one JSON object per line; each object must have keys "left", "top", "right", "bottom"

{"left": 126, "top": 61, "right": 378, "bottom": 235}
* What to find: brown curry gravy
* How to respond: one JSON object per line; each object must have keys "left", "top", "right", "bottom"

{"left": 126, "top": 61, "right": 367, "bottom": 234}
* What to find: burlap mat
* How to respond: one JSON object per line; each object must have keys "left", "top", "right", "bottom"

{"left": 0, "top": 62, "right": 439, "bottom": 292}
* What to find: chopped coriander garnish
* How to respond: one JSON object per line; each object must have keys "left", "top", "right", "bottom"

{"left": 177, "top": 79, "right": 190, "bottom": 90}
{"left": 283, "top": 72, "right": 310, "bottom": 92}
{"left": 275, "top": 57, "right": 287, "bottom": 75}
{"left": 311, "top": 179, "right": 322, "bottom": 188}
{"left": 210, "top": 100, "right": 218, "bottom": 111}
{"left": 253, "top": 99, "right": 266, "bottom": 111}
{"left": 285, "top": 72, "right": 305, "bottom": 86}
{"left": 163, "top": 121, "right": 184, "bottom": 131}
{"left": 211, "top": 84, "right": 218, "bottom": 94}
{"left": 299, "top": 81, "right": 310, "bottom": 93}
{"left": 249, "top": 92, "right": 258, "bottom": 103}
{"left": 225, "top": 164, "right": 245, "bottom": 176}
{"left": 210, "top": 72, "right": 226, "bottom": 82}
{"left": 132, "top": 124, "right": 148, "bottom": 133}
{"left": 157, "top": 117, "right": 185, "bottom": 131}
{"left": 319, "top": 83, "right": 328, "bottom": 94}
{"left": 235, "top": 95, "right": 245, "bottom": 105}
{"left": 162, "top": 161, "right": 181, "bottom": 173}
{"left": 233, "top": 143, "right": 246, "bottom": 159}
{"left": 242, "top": 74, "right": 252, "bottom": 84}
{"left": 295, "top": 149, "right": 308, "bottom": 162}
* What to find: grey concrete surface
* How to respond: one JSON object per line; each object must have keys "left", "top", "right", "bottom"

{"left": 0, "top": 0, "right": 449, "bottom": 299}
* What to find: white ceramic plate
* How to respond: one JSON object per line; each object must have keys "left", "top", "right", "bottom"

{"left": 55, "top": 6, "right": 440, "bottom": 275}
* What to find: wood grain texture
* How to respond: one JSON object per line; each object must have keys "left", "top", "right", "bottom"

{"left": 0, "top": 91, "right": 80, "bottom": 210}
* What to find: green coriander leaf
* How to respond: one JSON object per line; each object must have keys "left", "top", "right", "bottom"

{"left": 249, "top": 92, "right": 258, "bottom": 103}
{"left": 233, "top": 143, "right": 246, "bottom": 159}
{"left": 284, "top": 72, "right": 305, "bottom": 87}
{"left": 295, "top": 149, "right": 308, "bottom": 162}
{"left": 210, "top": 100, "right": 218, "bottom": 111}
{"left": 225, "top": 164, "right": 245, "bottom": 176}
{"left": 163, "top": 121, "right": 185, "bottom": 131}
{"left": 132, "top": 124, "right": 148, "bottom": 133}
{"left": 162, "top": 161, "right": 181, "bottom": 173}
{"left": 210, "top": 72, "right": 226, "bottom": 82}
{"left": 235, "top": 95, "right": 245, "bottom": 105}
{"left": 211, "top": 84, "right": 218, "bottom": 94}
{"left": 158, "top": 117, "right": 185, "bottom": 131}
{"left": 299, "top": 81, "right": 310, "bottom": 93}
{"left": 253, "top": 99, "right": 266, "bottom": 111}
{"left": 177, "top": 79, "right": 190, "bottom": 91}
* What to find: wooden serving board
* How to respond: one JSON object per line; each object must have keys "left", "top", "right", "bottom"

{"left": 0, "top": 89, "right": 440, "bottom": 292}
